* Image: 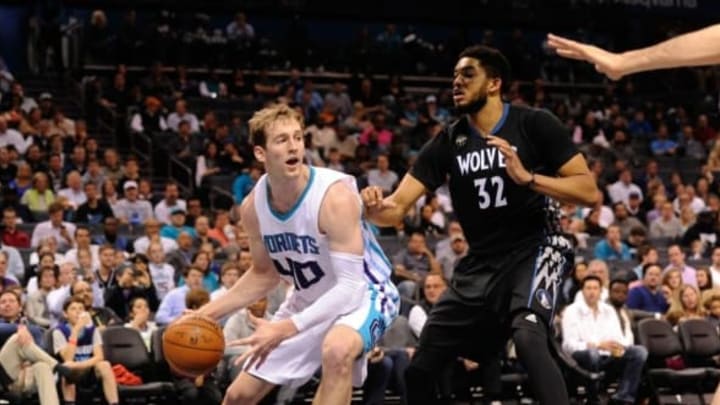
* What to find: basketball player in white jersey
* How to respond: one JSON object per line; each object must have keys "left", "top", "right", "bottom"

{"left": 192, "top": 103, "right": 398, "bottom": 405}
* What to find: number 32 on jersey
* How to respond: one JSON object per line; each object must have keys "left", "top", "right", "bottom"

{"left": 473, "top": 176, "right": 507, "bottom": 209}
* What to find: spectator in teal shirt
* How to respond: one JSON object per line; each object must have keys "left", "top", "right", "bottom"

{"left": 594, "top": 224, "right": 632, "bottom": 261}
{"left": 160, "top": 209, "right": 196, "bottom": 240}
{"left": 232, "top": 163, "right": 263, "bottom": 204}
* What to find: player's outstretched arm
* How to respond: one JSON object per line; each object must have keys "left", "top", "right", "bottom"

{"left": 547, "top": 25, "right": 720, "bottom": 80}
{"left": 288, "top": 181, "right": 368, "bottom": 332}
{"left": 197, "top": 192, "right": 280, "bottom": 321}
{"left": 362, "top": 174, "right": 426, "bottom": 227}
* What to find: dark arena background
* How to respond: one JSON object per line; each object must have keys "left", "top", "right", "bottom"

{"left": 0, "top": 0, "right": 718, "bottom": 404}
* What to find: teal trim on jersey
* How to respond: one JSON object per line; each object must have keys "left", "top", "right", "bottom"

{"left": 490, "top": 103, "right": 510, "bottom": 134}
{"left": 367, "top": 237, "right": 392, "bottom": 270}
{"left": 267, "top": 166, "right": 316, "bottom": 221}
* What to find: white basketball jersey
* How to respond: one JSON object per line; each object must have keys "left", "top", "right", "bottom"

{"left": 254, "top": 167, "right": 394, "bottom": 308}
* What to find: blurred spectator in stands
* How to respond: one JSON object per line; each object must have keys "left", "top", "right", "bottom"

{"left": 207, "top": 211, "right": 231, "bottom": 248}
{"left": 709, "top": 247, "right": 720, "bottom": 288}
{"left": 82, "top": 159, "right": 105, "bottom": 190}
{"left": 625, "top": 192, "right": 645, "bottom": 223}
{"left": 627, "top": 263, "right": 669, "bottom": 314}
{"left": 425, "top": 94, "right": 450, "bottom": 126}
{"left": 398, "top": 96, "right": 420, "bottom": 130}
{"left": 307, "top": 113, "right": 338, "bottom": 159}
{"left": 0, "top": 252, "right": 18, "bottom": 292}
{"left": 131, "top": 96, "right": 167, "bottom": 133}
{"left": 172, "top": 65, "right": 197, "bottom": 99}
{"left": 608, "top": 169, "right": 643, "bottom": 206}
{"left": 608, "top": 279, "right": 635, "bottom": 339}
{"left": 393, "top": 232, "right": 441, "bottom": 299}
{"left": 76, "top": 248, "right": 95, "bottom": 279}
{"left": 74, "top": 182, "right": 113, "bottom": 225}
{"left": 30, "top": 202, "right": 74, "bottom": 251}
{"left": 166, "top": 232, "right": 195, "bottom": 278}
{"left": 232, "top": 162, "right": 263, "bottom": 204}
{"left": 141, "top": 62, "right": 174, "bottom": 98}
{"left": 170, "top": 120, "right": 198, "bottom": 165}
{"left": 99, "top": 73, "right": 130, "bottom": 112}
{"left": 134, "top": 218, "right": 177, "bottom": 255}
{"left": 91, "top": 245, "right": 117, "bottom": 306}
{"left": 227, "top": 69, "right": 253, "bottom": 103}
{"left": 322, "top": 80, "right": 352, "bottom": 121}
{"left": 161, "top": 209, "right": 196, "bottom": 240}
{"left": 21, "top": 171, "right": 56, "bottom": 219}
{"left": 185, "top": 197, "right": 203, "bottom": 226}
{"left": 210, "top": 262, "right": 241, "bottom": 302}
{"left": 46, "top": 262, "right": 76, "bottom": 322}
{"left": 581, "top": 192, "right": 614, "bottom": 229}
{"left": 118, "top": 155, "right": 141, "bottom": 190}
{"left": 418, "top": 203, "right": 444, "bottom": 237}
{"left": 193, "top": 215, "right": 220, "bottom": 250}
{"left": 367, "top": 153, "right": 398, "bottom": 195}
{"left": 562, "top": 275, "right": 647, "bottom": 405}
{"left": 324, "top": 147, "right": 344, "bottom": 173}
{"left": 651, "top": 123, "right": 678, "bottom": 156}
{"left": 58, "top": 171, "right": 86, "bottom": 212}
{"left": 594, "top": 224, "right": 631, "bottom": 261}
{"left": 93, "top": 216, "right": 130, "bottom": 252}
{"left": 681, "top": 209, "right": 718, "bottom": 250}
{"left": 138, "top": 178, "right": 157, "bottom": 205}
{"left": 83, "top": 9, "right": 113, "bottom": 63}
{"left": 124, "top": 297, "right": 157, "bottom": 350}
{"left": 196, "top": 142, "right": 221, "bottom": 189}
{"left": 24, "top": 265, "right": 54, "bottom": 328}
{"left": 199, "top": 68, "right": 228, "bottom": 99}
{"left": 0, "top": 147, "right": 16, "bottom": 186}
{"left": 48, "top": 107, "right": 75, "bottom": 139}
{"left": 0, "top": 116, "right": 30, "bottom": 155}
{"left": 155, "top": 182, "right": 186, "bottom": 225}
{"left": 679, "top": 206, "right": 697, "bottom": 235}
{"left": 409, "top": 273, "right": 447, "bottom": 339}
{"left": 649, "top": 202, "right": 683, "bottom": 239}
{"left": 679, "top": 124, "right": 706, "bottom": 161}
{"left": 1, "top": 207, "right": 29, "bottom": 248}
{"left": 627, "top": 110, "right": 653, "bottom": 138}
{"left": 612, "top": 202, "right": 646, "bottom": 240}
{"left": 666, "top": 284, "right": 705, "bottom": 326}
{"left": 178, "top": 251, "right": 219, "bottom": 292}
{"left": 104, "top": 263, "right": 159, "bottom": 321}
{"left": 562, "top": 262, "right": 588, "bottom": 308}
{"left": 645, "top": 193, "right": 668, "bottom": 225}
{"left": 674, "top": 186, "right": 706, "bottom": 215}
{"left": 574, "top": 260, "right": 610, "bottom": 304}
{"left": 167, "top": 99, "right": 199, "bottom": 133}
{"left": 147, "top": 240, "right": 175, "bottom": 301}
{"left": 437, "top": 233, "right": 467, "bottom": 280}
{"left": 226, "top": 11, "right": 255, "bottom": 43}
{"left": 665, "top": 244, "right": 697, "bottom": 286}
{"left": 695, "top": 114, "right": 716, "bottom": 146}
{"left": 64, "top": 145, "right": 87, "bottom": 175}
{"left": 114, "top": 180, "right": 153, "bottom": 225}
{"left": 44, "top": 153, "right": 62, "bottom": 192}
{"left": 30, "top": 241, "right": 63, "bottom": 267}
{"left": 696, "top": 267, "right": 713, "bottom": 293}
{"left": 218, "top": 140, "right": 246, "bottom": 174}
{"left": 64, "top": 226, "right": 99, "bottom": 268}
{"left": 102, "top": 148, "right": 123, "bottom": 184}
{"left": 360, "top": 112, "right": 393, "bottom": 155}
{"left": 253, "top": 68, "right": 280, "bottom": 101}
{"left": 156, "top": 266, "right": 205, "bottom": 324}
{"left": 70, "top": 278, "right": 122, "bottom": 328}
{"left": 611, "top": 129, "right": 635, "bottom": 164}
{"left": 632, "top": 245, "right": 658, "bottom": 282}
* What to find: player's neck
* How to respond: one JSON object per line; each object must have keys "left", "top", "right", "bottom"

{"left": 267, "top": 165, "right": 311, "bottom": 213}
{"left": 467, "top": 97, "right": 504, "bottom": 137}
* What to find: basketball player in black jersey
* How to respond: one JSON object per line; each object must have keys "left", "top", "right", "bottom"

{"left": 362, "top": 45, "right": 599, "bottom": 404}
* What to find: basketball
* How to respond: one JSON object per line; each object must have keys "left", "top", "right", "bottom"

{"left": 162, "top": 315, "right": 225, "bottom": 378}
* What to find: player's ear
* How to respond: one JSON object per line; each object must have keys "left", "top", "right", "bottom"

{"left": 253, "top": 145, "right": 266, "bottom": 163}
{"left": 487, "top": 77, "right": 502, "bottom": 95}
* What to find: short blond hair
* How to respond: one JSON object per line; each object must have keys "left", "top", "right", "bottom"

{"left": 248, "top": 103, "right": 304, "bottom": 147}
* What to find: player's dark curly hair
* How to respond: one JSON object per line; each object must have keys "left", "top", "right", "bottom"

{"left": 459, "top": 45, "right": 511, "bottom": 90}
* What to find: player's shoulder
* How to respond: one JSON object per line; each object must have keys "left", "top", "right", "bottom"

{"left": 506, "top": 104, "right": 554, "bottom": 123}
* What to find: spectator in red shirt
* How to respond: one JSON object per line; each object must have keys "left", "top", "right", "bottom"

{"left": 359, "top": 112, "right": 393, "bottom": 153}
{"left": 695, "top": 114, "right": 717, "bottom": 145}
{"left": 1, "top": 207, "right": 29, "bottom": 248}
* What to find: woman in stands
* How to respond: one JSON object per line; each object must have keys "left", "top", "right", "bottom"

{"left": 696, "top": 267, "right": 713, "bottom": 293}
{"left": 666, "top": 284, "right": 706, "bottom": 327}
{"left": 124, "top": 296, "right": 157, "bottom": 351}
{"left": 661, "top": 268, "right": 683, "bottom": 308}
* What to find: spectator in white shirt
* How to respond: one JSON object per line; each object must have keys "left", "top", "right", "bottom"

{"left": 113, "top": 181, "right": 154, "bottom": 225}
{"left": 366, "top": 153, "right": 398, "bottom": 195}
{"left": 57, "top": 171, "right": 87, "bottom": 211}
{"left": 210, "top": 262, "right": 242, "bottom": 301}
{"left": 437, "top": 233, "right": 467, "bottom": 280}
{"left": 166, "top": 99, "right": 200, "bottom": 133}
{"left": 0, "top": 116, "right": 31, "bottom": 155}
{"left": 561, "top": 275, "right": 647, "bottom": 405}
{"left": 63, "top": 226, "right": 100, "bottom": 269}
{"left": 134, "top": 218, "right": 178, "bottom": 255}
{"left": 46, "top": 262, "right": 77, "bottom": 324}
{"left": 709, "top": 247, "right": 720, "bottom": 289}
{"left": 673, "top": 185, "right": 706, "bottom": 215}
{"left": 665, "top": 244, "right": 697, "bottom": 287}
{"left": 582, "top": 192, "right": 614, "bottom": 228}
{"left": 154, "top": 182, "right": 187, "bottom": 225}
{"left": 30, "top": 202, "right": 76, "bottom": 252}
{"left": 649, "top": 202, "right": 683, "bottom": 239}
{"left": 607, "top": 168, "right": 643, "bottom": 205}
{"left": 147, "top": 241, "right": 175, "bottom": 301}
{"left": 408, "top": 274, "right": 447, "bottom": 338}
{"left": 574, "top": 260, "right": 610, "bottom": 303}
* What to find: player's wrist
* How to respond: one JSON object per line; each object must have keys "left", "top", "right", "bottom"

{"left": 522, "top": 171, "right": 536, "bottom": 188}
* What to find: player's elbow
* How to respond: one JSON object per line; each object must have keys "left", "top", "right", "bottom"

{"left": 576, "top": 178, "right": 601, "bottom": 206}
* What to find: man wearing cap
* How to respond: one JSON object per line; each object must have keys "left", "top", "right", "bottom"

{"left": 160, "top": 208, "right": 196, "bottom": 240}
{"left": 154, "top": 182, "right": 187, "bottom": 225}
{"left": 38, "top": 92, "right": 54, "bottom": 119}
{"left": 437, "top": 232, "right": 468, "bottom": 280}
{"left": 425, "top": 94, "right": 450, "bottom": 126}
{"left": 113, "top": 180, "right": 153, "bottom": 225}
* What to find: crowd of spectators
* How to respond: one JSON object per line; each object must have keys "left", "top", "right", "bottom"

{"left": 1, "top": 5, "right": 720, "bottom": 402}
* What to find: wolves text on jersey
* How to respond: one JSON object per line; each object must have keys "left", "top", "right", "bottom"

{"left": 455, "top": 145, "right": 518, "bottom": 175}
{"left": 263, "top": 232, "right": 320, "bottom": 255}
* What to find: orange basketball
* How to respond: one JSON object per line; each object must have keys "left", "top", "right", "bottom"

{"left": 162, "top": 315, "right": 225, "bottom": 378}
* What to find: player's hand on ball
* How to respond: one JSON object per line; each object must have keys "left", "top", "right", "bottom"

{"left": 230, "top": 315, "right": 297, "bottom": 370}
{"left": 546, "top": 34, "right": 627, "bottom": 81}
{"left": 486, "top": 136, "right": 532, "bottom": 186}
{"left": 361, "top": 186, "right": 397, "bottom": 214}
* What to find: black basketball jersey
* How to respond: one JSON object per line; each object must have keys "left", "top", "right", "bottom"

{"left": 410, "top": 104, "right": 578, "bottom": 256}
